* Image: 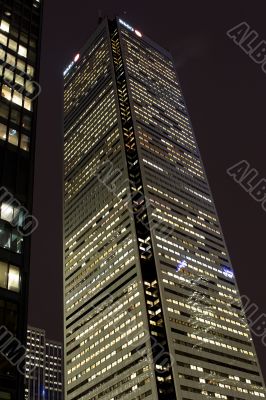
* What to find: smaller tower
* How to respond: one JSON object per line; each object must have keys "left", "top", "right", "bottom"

{"left": 25, "top": 326, "right": 63, "bottom": 400}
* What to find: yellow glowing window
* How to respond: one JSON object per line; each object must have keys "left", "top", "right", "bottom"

{"left": 8, "top": 128, "right": 19, "bottom": 146}
{"left": 0, "top": 123, "right": 7, "bottom": 141}
{"left": 12, "top": 91, "right": 23, "bottom": 107}
{"left": 8, "top": 39, "right": 17, "bottom": 52}
{"left": 0, "top": 262, "right": 20, "bottom": 292}
{"left": 17, "top": 59, "right": 25, "bottom": 72}
{"left": 20, "top": 134, "right": 30, "bottom": 151}
{"left": 0, "top": 48, "right": 5, "bottom": 61}
{"left": 15, "top": 74, "right": 24, "bottom": 86}
{"left": 24, "top": 97, "right": 32, "bottom": 111}
{"left": 0, "top": 33, "right": 7, "bottom": 46}
{"left": 6, "top": 53, "right": 15, "bottom": 66}
{"left": 0, "top": 261, "right": 8, "bottom": 288}
{"left": 4, "top": 68, "right": 13, "bottom": 82}
{"left": 25, "top": 81, "right": 34, "bottom": 94}
{"left": 8, "top": 265, "right": 20, "bottom": 292}
{"left": 2, "top": 85, "right": 11, "bottom": 100}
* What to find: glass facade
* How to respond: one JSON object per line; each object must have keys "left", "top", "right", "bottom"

{"left": 64, "top": 17, "right": 266, "bottom": 400}
{"left": 0, "top": 0, "right": 42, "bottom": 398}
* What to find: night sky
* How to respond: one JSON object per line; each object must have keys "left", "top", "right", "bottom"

{"left": 28, "top": 0, "right": 266, "bottom": 380}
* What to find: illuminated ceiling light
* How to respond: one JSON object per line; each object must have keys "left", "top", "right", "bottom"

{"left": 119, "top": 19, "right": 134, "bottom": 32}
{"left": 221, "top": 266, "right": 234, "bottom": 279}
{"left": 176, "top": 259, "right": 187, "bottom": 272}
{"left": 135, "top": 30, "right": 142, "bottom": 38}
{"left": 63, "top": 54, "right": 80, "bottom": 76}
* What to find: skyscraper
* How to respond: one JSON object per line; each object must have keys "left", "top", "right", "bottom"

{"left": 0, "top": 0, "right": 42, "bottom": 399}
{"left": 63, "top": 17, "right": 265, "bottom": 400}
{"left": 25, "top": 326, "right": 63, "bottom": 400}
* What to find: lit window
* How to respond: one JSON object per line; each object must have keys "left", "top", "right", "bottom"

{"left": 0, "top": 123, "right": 7, "bottom": 141}
{"left": 1, "top": 203, "right": 14, "bottom": 222}
{"left": 24, "top": 97, "right": 32, "bottom": 111}
{"left": 4, "top": 68, "right": 14, "bottom": 82}
{"left": 0, "top": 20, "right": 10, "bottom": 33}
{"left": 8, "top": 265, "right": 20, "bottom": 292}
{"left": 25, "top": 81, "right": 34, "bottom": 94}
{"left": 0, "top": 261, "right": 8, "bottom": 288}
{"left": 26, "top": 65, "right": 34, "bottom": 77}
{"left": 15, "top": 74, "right": 24, "bottom": 86}
{"left": 2, "top": 85, "right": 12, "bottom": 100}
{"left": 12, "top": 91, "right": 23, "bottom": 107}
{"left": 18, "top": 45, "right": 27, "bottom": 58}
{"left": 0, "top": 48, "right": 5, "bottom": 61}
{"left": 0, "top": 33, "right": 7, "bottom": 46}
{"left": 6, "top": 53, "right": 15, "bottom": 66}
{"left": 17, "top": 59, "right": 25, "bottom": 72}
{"left": 0, "top": 260, "right": 20, "bottom": 292}
{"left": 8, "top": 39, "right": 17, "bottom": 52}
{"left": 8, "top": 128, "right": 18, "bottom": 146}
{"left": 20, "top": 134, "right": 30, "bottom": 151}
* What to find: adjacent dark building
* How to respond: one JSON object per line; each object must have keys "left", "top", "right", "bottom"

{"left": 0, "top": 0, "right": 42, "bottom": 398}
{"left": 63, "top": 17, "right": 265, "bottom": 400}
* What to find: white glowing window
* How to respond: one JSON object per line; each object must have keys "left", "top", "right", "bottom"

{"left": 8, "top": 265, "right": 20, "bottom": 292}
{"left": 1, "top": 203, "right": 14, "bottom": 222}
{"left": 0, "top": 20, "right": 10, "bottom": 33}
{"left": 18, "top": 44, "right": 27, "bottom": 58}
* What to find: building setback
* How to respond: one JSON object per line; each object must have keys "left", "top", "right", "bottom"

{"left": 63, "top": 17, "right": 266, "bottom": 400}
{"left": 25, "top": 326, "right": 63, "bottom": 400}
{"left": 0, "top": 0, "right": 42, "bottom": 399}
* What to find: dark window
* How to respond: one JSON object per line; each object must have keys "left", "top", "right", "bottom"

{"left": 0, "top": 102, "right": 9, "bottom": 120}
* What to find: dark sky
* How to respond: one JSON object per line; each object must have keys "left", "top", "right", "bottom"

{"left": 28, "top": 0, "right": 266, "bottom": 380}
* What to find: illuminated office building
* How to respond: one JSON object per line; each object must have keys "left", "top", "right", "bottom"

{"left": 0, "top": 0, "right": 42, "bottom": 399}
{"left": 63, "top": 17, "right": 265, "bottom": 400}
{"left": 25, "top": 326, "right": 63, "bottom": 400}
